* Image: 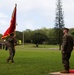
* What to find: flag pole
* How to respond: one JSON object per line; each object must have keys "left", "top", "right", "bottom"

{"left": 14, "top": 4, "right": 17, "bottom": 36}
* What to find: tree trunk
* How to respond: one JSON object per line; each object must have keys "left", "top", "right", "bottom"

{"left": 36, "top": 44, "right": 38, "bottom": 47}
{"left": 59, "top": 44, "right": 61, "bottom": 50}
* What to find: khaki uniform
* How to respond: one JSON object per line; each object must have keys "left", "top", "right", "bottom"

{"left": 62, "top": 33, "right": 73, "bottom": 70}
{"left": 7, "top": 37, "right": 17, "bottom": 62}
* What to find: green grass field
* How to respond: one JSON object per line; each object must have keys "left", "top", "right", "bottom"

{"left": 0, "top": 45, "right": 74, "bottom": 75}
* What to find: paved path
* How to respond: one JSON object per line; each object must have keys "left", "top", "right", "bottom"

{"left": 22, "top": 48, "right": 59, "bottom": 50}
{"left": 49, "top": 72, "right": 74, "bottom": 75}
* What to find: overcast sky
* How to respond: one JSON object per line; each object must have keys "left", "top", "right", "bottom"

{"left": 0, "top": 0, "right": 74, "bottom": 34}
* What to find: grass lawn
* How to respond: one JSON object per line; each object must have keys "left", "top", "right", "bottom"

{"left": 0, "top": 45, "right": 74, "bottom": 75}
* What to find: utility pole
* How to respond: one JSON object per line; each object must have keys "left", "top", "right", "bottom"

{"left": 23, "top": 31, "right": 24, "bottom": 47}
{"left": 54, "top": 0, "right": 65, "bottom": 50}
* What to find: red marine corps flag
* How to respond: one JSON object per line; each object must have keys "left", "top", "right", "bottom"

{"left": 1, "top": 4, "right": 17, "bottom": 39}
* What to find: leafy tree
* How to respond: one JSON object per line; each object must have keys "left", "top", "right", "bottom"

{"left": 16, "top": 31, "right": 23, "bottom": 42}
{"left": 69, "top": 28, "right": 74, "bottom": 41}
{"left": 23, "top": 29, "right": 32, "bottom": 43}
{"left": 31, "top": 32, "right": 48, "bottom": 47}
{"left": 0, "top": 34, "right": 2, "bottom": 39}
{"left": 54, "top": 0, "right": 64, "bottom": 50}
{"left": 47, "top": 29, "right": 57, "bottom": 44}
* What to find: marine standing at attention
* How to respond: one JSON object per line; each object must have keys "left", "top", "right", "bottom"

{"left": 61, "top": 28, "right": 73, "bottom": 73}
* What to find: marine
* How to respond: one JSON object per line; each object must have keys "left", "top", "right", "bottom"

{"left": 61, "top": 28, "right": 73, "bottom": 73}
{"left": 6, "top": 33, "right": 17, "bottom": 63}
